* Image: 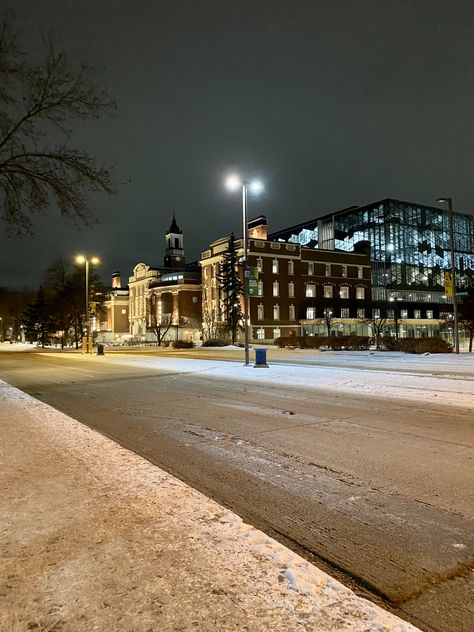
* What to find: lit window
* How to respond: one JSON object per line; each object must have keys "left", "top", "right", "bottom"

{"left": 358, "top": 266, "right": 363, "bottom": 279}
{"left": 339, "top": 286, "right": 349, "bottom": 299}
{"left": 257, "top": 258, "right": 263, "bottom": 272}
{"left": 325, "top": 264, "right": 331, "bottom": 277}
{"left": 341, "top": 308, "right": 350, "bottom": 318}
{"left": 192, "top": 296, "right": 198, "bottom": 303}
{"left": 373, "top": 308, "right": 381, "bottom": 319}
{"left": 323, "top": 285, "right": 333, "bottom": 298}
{"left": 273, "top": 327, "right": 281, "bottom": 339}
{"left": 306, "top": 307, "right": 316, "bottom": 319}
{"left": 257, "top": 280, "right": 263, "bottom": 296}
{"left": 272, "top": 259, "right": 279, "bottom": 273}
{"left": 257, "top": 328, "right": 265, "bottom": 340}
{"left": 341, "top": 265, "right": 347, "bottom": 278}
{"left": 288, "top": 281, "right": 294, "bottom": 298}
{"left": 273, "top": 304, "right": 280, "bottom": 320}
{"left": 401, "top": 309, "right": 408, "bottom": 318}
{"left": 426, "top": 310, "right": 433, "bottom": 319}
{"left": 288, "top": 260, "right": 294, "bottom": 275}
{"left": 306, "top": 284, "right": 316, "bottom": 298}
{"left": 273, "top": 281, "right": 279, "bottom": 297}
{"left": 356, "top": 287, "right": 365, "bottom": 300}
{"left": 387, "top": 309, "right": 394, "bottom": 318}
{"left": 357, "top": 308, "right": 365, "bottom": 319}
{"left": 121, "top": 309, "right": 126, "bottom": 315}
{"left": 258, "top": 304, "right": 264, "bottom": 320}
{"left": 308, "top": 262, "right": 314, "bottom": 275}
{"left": 414, "top": 309, "right": 421, "bottom": 319}
{"left": 289, "top": 304, "right": 295, "bottom": 320}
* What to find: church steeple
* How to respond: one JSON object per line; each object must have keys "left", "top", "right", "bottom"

{"left": 164, "top": 214, "right": 185, "bottom": 268}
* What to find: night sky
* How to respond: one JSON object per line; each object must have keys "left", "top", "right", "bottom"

{"left": 2, "top": 0, "right": 473, "bottom": 288}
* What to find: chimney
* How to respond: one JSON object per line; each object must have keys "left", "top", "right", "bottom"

{"left": 248, "top": 215, "right": 267, "bottom": 240}
{"left": 112, "top": 271, "right": 122, "bottom": 289}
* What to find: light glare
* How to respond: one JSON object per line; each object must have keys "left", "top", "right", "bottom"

{"left": 226, "top": 174, "right": 242, "bottom": 191}
{"left": 76, "top": 255, "right": 86, "bottom": 264}
{"left": 249, "top": 180, "right": 264, "bottom": 193}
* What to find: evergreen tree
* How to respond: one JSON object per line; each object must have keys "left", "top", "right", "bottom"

{"left": 218, "top": 233, "right": 243, "bottom": 344}
{"left": 24, "top": 286, "right": 53, "bottom": 347}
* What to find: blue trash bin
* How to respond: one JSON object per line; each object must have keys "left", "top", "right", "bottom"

{"left": 254, "top": 348, "right": 269, "bottom": 368}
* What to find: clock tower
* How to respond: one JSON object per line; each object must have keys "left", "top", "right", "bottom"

{"left": 164, "top": 214, "right": 185, "bottom": 268}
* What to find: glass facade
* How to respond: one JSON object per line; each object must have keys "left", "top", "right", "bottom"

{"left": 271, "top": 199, "right": 474, "bottom": 300}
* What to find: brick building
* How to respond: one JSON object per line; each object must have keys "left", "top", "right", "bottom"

{"left": 201, "top": 217, "right": 372, "bottom": 343}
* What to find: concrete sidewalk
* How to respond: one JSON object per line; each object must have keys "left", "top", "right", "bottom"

{"left": 0, "top": 380, "right": 418, "bottom": 632}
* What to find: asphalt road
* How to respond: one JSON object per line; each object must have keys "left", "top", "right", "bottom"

{"left": 1, "top": 350, "right": 473, "bottom": 632}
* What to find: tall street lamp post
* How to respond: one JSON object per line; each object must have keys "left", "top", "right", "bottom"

{"left": 76, "top": 255, "right": 100, "bottom": 353}
{"left": 226, "top": 175, "right": 264, "bottom": 366}
{"left": 436, "top": 197, "right": 459, "bottom": 354}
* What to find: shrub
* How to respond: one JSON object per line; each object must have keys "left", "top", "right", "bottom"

{"left": 172, "top": 340, "right": 195, "bottom": 349}
{"left": 399, "top": 337, "right": 452, "bottom": 354}
{"left": 202, "top": 338, "right": 228, "bottom": 347}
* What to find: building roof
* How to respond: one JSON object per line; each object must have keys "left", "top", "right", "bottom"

{"left": 167, "top": 213, "right": 182, "bottom": 235}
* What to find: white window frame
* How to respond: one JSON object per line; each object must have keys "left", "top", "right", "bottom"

{"left": 273, "top": 304, "right": 280, "bottom": 320}
{"left": 308, "top": 262, "right": 314, "bottom": 275}
{"left": 272, "top": 258, "right": 279, "bottom": 274}
{"left": 323, "top": 285, "right": 333, "bottom": 298}
{"left": 288, "top": 281, "right": 295, "bottom": 298}
{"left": 257, "top": 304, "right": 264, "bottom": 320}
{"left": 289, "top": 304, "right": 295, "bottom": 320}
{"left": 273, "top": 281, "right": 279, "bottom": 297}
{"left": 356, "top": 287, "right": 365, "bottom": 300}
{"left": 306, "top": 284, "right": 316, "bottom": 298}
{"left": 339, "top": 286, "right": 349, "bottom": 299}
{"left": 306, "top": 306, "right": 316, "bottom": 319}
{"left": 288, "top": 260, "right": 294, "bottom": 275}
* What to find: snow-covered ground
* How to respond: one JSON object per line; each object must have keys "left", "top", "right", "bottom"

{"left": 44, "top": 348, "right": 474, "bottom": 409}
{"left": 0, "top": 379, "right": 420, "bottom": 631}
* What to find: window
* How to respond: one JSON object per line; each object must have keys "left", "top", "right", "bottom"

{"left": 307, "top": 262, "right": 314, "bottom": 275}
{"left": 325, "top": 264, "right": 331, "bottom": 277}
{"left": 323, "top": 285, "right": 333, "bottom": 298}
{"left": 258, "top": 304, "right": 264, "bottom": 320}
{"left": 273, "top": 327, "right": 281, "bottom": 339}
{"left": 341, "top": 265, "right": 347, "bottom": 278}
{"left": 414, "top": 309, "right": 421, "bottom": 319}
{"left": 357, "top": 266, "right": 364, "bottom": 279}
{"left": 257, "top": 257, "right": 263, "bottom": 272}
{"left": 387, "top": 309, "right": 395, "bottom": 318}
{"left": 257, "top": 280, "right": 263, "bottom": 296}
{"left": 192, "top": 296, "right": 198, "bottom": 303}
{"left": 273, "top": 281, "right": 279, "bottom": 297}
{"left": 401, "top": 309, "right": 408, "bottom": 318}
{"left": 257, "top": 328, "right": 265, "bottom": 340}
{"left": 356, "top": 287, "right": 365, "bottom": 300}
{"left": 289, "top": 304, "right": 295, "bottom": 320}
{"left": 306, "top": 307, "right": 316, "bottom": 319}
{"left": 339, "top": 286, "right": 349, "bottom": 299}
{"left": 357, "top": 308, "right": 365, "bottom": 319}
{"left": 306, "top": 284, "right": 316, "bottom": 298}
{"left": 121, "top": 309, "right": 127, "bottom": 315}
{"left": 272, "top": 259, "right": 279, "bottom": 273}
{"left": 288, "top": 281, "right": 294, "bottom": 298}
{"left": 373, "top": 308, "right": 381, "bottom": 319}
{"left": 341, "top": 308, "right": 350, "bottom": 318}
{"left": 426, "top": 310, "right": 433, "bottom": 319}
{"left": 288, "top": 260, "right": 294, "bottom": 275}
{"left": 273, "top": 304, "right": 280, "bottom": 320}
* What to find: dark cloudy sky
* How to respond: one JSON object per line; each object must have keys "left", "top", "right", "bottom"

{"left": 2, "top": 0, "right": 473, "bottom": 288}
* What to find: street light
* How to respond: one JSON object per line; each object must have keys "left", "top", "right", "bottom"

{"left": 76, "top": 254, "right": 100, "bottom": 353}
{"left": 225, "top": 174, "right": 264, "bottom": 366}
{"left": 436, "top": 197, "right": 459, "bottom": 354}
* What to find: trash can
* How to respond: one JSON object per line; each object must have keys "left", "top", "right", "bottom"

{"left": 97, "top": 344, "right": 105, "bottom": 356}
{"left": 254, "top": 348, "right": 269, "bottom": 368}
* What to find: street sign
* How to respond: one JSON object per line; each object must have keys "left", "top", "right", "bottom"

{"left": 248, "top": 278, "right": 259, "bottom": 297}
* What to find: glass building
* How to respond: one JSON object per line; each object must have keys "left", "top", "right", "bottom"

{"left": 269, "top": 198, "right": 474, "bottom": 339}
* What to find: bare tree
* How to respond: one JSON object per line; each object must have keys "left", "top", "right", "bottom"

{"left": 147, "top": 292, "right": 172, "bottom": 346}
{"left": 0, "top": 13, "right": 115, "bottom": 234}
{"left": 360, "top": 316, "right": 388, "bottom": 350}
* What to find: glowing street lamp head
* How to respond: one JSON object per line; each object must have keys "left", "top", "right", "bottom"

{"left": 91, "top": 257, "right": 100, "bottom": 265}
{"left": 76, "top": 255, "right": 86, "bottom": 264}
{"left": 225, "top": 174, "right": 242, "bottom": 191}
{"left": 249, "top": 180, "right": 264, "bottom": 194}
